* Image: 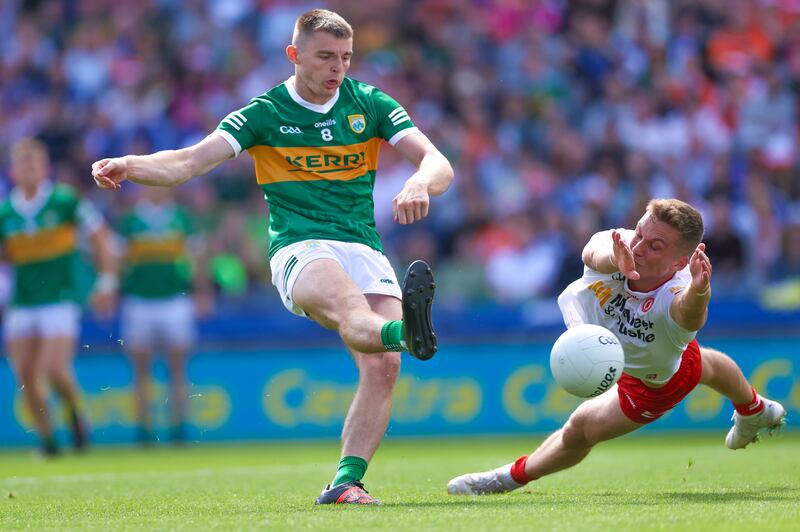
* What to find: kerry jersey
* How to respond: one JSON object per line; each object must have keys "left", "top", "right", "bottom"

{"left": 215, "top": 76, "right": 419, "bottom": 257}
{"left": 118, "top": 201, "right": 195, "bottom": 299}
{"left": 557, "top": 229, "right": 697, "bottom": 384}
{"left": 0, "top": 182, "right": 103, "bottom": 306}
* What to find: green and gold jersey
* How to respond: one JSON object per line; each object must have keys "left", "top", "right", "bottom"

{"left": 215, "top": 76, "right": 419, "bottom": 257}
{"left": 0, "top": 182, "right": 103, "bottom": 307}
{"left": 118, "top": 202, "right": 195, "bottom": 299}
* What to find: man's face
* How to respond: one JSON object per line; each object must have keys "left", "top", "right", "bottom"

{"left": 10, "top": 147, "right": 48, "bottom": 189}
{"left": 629, "top": 214, "right": 689, "bottom": 283}
{"left": 289, "top": 32, "right": 353, "bottom": 101}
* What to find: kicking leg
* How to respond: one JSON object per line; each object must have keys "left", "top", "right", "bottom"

{"left": 292, "top": 259, "right": 436, "bottom": 360}
{"left": 448, "top": 388, "right": 643, "bottom": 495}
{"left": 699, "top": 346, "right": 786, "bottom": 449}
{"left": 293, "top": 259, "right": 388, "bottom": 352}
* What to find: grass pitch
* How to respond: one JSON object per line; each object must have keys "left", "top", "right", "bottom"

{"left": 1, "top": 432, "right": 798, "bottom": 531}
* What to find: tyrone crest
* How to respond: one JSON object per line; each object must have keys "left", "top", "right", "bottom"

{"left": 348, "top": 114, "right": 366, "bottom": 133}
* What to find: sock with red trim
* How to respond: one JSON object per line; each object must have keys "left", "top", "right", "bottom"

{"left": 733, "top": 387, "right": 764, "bottom": 416}
{"left": 509, "top": 454, "right": 537, "bottom": 485}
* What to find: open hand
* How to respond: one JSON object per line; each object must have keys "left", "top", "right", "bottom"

{"left": 91, "top": 158, "right": 127, "bottom": 190}
{"left": 612, "top": 230, "right": 639, "bottom": 280}
{"left": 689, "top": 243, "right": 712, "bottom": 292}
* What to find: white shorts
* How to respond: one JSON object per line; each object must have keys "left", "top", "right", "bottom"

{"left": 121, "top": 295, "right": 195, "bottom": 351}
{"left": 3, "top": 302, "right": 81, "bottom": 340}
{"left": 270, "top": 239, "right": 402, "bottom": 317}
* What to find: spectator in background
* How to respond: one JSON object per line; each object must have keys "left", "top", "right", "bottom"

{"left": 2, "top": 0, "right": 800, "bottom": 305}
{"left": 703, "top": 195, "right": 746, "bottom": 295}
{"left": 769, "top": 220, "right": 800, "bottom": 282}
{"left": 1, "top": 139, "right": 116, "bottom": 455}
{"left": 117, "top": 186, "right": 212, "bottom": 445}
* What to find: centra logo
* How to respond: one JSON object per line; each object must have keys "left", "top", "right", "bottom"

{"left": 280, "top": 126, "right": 302, "bottom": 134}
{"left": 380, "top": 278, "right": 394, "bottom": 284}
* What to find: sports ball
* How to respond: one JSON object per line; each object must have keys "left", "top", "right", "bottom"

{"left": 549, "top": 324, "right": 624, "bottom": 398}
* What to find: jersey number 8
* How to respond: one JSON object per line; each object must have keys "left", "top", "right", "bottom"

{"left": 321, "top": 128, "right": 333, "bottom": 141}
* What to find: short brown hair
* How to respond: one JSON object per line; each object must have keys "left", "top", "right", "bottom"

{"left": 646, "top": 198, "right": 704, "bottom": 254}
{"left": 293, "top": 9, "right": 353, "bottom": 44}
{"left": 10, "top": 137, "right": 48, "bottom": 162}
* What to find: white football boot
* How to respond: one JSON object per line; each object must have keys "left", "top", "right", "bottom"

{"left": 447, "top": 463, "right": 523, "bottom": 495}
{"left": 725, "top": 396, "right": 787, "bottom": 450}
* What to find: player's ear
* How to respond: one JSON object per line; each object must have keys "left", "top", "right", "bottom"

{"left": 286, "top": 44, "right": 299, "bottom": 64}
{"left": 674, "top": 254, "right": 689, "bottom": 272}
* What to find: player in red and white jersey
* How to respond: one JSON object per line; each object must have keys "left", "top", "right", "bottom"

{"left": 448, "top": 199, "right": 786, "bottom": 495}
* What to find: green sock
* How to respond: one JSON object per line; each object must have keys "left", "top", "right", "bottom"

{"left": 332, "top": 456, "right": 369, "bottom": 487}
{"left": 380, "top": 320, "right": 406, "bottom": 351}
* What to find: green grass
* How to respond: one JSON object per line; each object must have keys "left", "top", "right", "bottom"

{"left": 1, "top": 432, "right": 798, "bottom": 531}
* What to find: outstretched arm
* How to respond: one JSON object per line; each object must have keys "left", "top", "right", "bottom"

{"left": 91, "top": 133, "right": 235, "bottom": 190}
{"left": 390, "top": 132, "right": 454, "bottom": 225}
{"left": 670, "top": 243, "right": 712, "bottom": 331}
{"left": 581, "top": 229, "right": 640, "bottom": 280}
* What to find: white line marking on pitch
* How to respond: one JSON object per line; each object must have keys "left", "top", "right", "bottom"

{"left": 3, "top": 463, "right": 322, "bottom": 486}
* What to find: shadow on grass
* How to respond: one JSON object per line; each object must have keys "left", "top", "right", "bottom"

{"left": 660, "top": 488, "right": 800, "bottom": 503}
{"left": 383, "top": 487, "right": 800, "bottom": 509}
{"left": 385, "top": 499, "right": 538, "bottom": 509}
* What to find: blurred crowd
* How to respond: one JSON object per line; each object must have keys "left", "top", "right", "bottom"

{"left": 3, "top": 0, "right": 800, "bottom": 309}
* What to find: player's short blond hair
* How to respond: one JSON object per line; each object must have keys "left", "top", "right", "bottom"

{"left": 10, "top": 137, "right": 48, "bottom": 162}
{"left": 293, "top": 9, "right": 353, "bottom": 44}
{"left": 646, "top": 199, "right": 704, "bottom": 254}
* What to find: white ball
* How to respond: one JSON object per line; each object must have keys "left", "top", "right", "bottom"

{"left": 549, "top": 324, "right": 625, "bottom": 398}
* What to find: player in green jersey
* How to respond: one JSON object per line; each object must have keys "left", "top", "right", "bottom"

{"left": 117, "top": 186, "right": 212, "bottom": 445}
{"left": 3, "top": 138, "right": 117, "bottom": 456}
{"left": 92, "top": 9, "right": 453, "bottom": 503}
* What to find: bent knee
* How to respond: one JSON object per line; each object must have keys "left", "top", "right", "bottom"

{"left": 309, "top": 293, "right": 370, "bottom": 332}
{"left": 358, "top": 352, "right": 401, "bottom": 387}
{"left": 561, "top": 416, "right": 594, "bottom": 449}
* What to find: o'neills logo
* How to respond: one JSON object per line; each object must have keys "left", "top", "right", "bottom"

{"left": 588, "top": 366, "right": 618, "bottom": 397}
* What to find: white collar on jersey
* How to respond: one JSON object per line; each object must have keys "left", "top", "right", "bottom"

{"left": 10, "top": 181, "right": 53, "bottom": 219}
{"left": 284, "top": 76, "right": 340, "bottom": 114}
{"left": 623, "top": 270, "right": 681, "bottom": 297}
{"left": 134, "top": 199, "right": 176, "bottom": 226}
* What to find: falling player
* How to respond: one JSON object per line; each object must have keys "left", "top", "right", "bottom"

{"left": 448, "top": 199, "right": 786, "bottom": 496}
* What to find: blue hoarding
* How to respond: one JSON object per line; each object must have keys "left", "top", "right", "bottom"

{"left": 1, "top": 338, "right": 798, "bottom": 446}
